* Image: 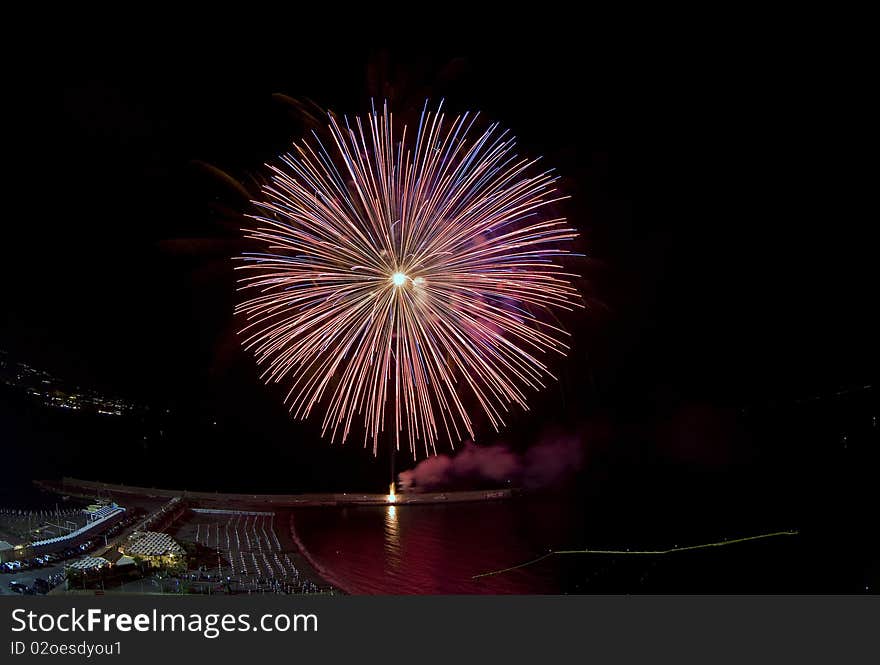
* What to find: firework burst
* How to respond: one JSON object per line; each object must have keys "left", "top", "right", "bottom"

{"left": 236, "top": 101, "right": 582, "bottom": 457}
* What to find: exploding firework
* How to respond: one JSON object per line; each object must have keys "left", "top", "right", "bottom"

{"left": 236, "top": 101, "right": 582, "bottom": 457}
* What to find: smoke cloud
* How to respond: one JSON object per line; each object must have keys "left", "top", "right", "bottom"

{"left": 398, "top": 435, "right": 584, "bottom": 492}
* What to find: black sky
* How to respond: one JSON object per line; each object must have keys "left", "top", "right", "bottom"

{"left": 2, "top": 31, "right": 876, "bottom": 485}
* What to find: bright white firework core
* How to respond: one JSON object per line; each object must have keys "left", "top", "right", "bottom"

{"left": 237, "top": 103, "right": 582, "bottom": 458}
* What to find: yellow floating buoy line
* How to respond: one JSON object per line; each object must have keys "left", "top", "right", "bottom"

{"left": 472, "top": 530, "right": 799, "bottom": 580}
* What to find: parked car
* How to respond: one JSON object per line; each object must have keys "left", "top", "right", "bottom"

{"left": 8, "top": 580, "right": 27, "bottom": 593}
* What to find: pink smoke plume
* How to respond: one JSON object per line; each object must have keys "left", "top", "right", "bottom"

{"left": 397, "top": 435, "right": 584, "bottom": 491}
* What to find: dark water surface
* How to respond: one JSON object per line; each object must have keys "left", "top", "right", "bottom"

{"left": 292, "top": 498, "right": 586, "bottom": 594}
{"left": 291, "top": 491, "right": 876, "bottom": 594}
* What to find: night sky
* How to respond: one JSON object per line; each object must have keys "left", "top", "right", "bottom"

{"left": 2, "top": 33, "right": 876, "bottom": 502}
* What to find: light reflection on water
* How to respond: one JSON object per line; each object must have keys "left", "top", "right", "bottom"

{"left": 384, "top": 504, "right": 401, "bottom": 573}
{"left": 292, "top": 498, "right": 578, "bottom": 594}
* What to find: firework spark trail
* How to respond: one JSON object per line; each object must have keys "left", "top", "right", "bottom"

{"left": 236, "top": 101, "right": 582, "bottom": 457}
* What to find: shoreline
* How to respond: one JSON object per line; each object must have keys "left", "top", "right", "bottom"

{"left": 287, "top": 511, "right": 354, "bottom": 595}
{"left": 30, "top": 477, "right": 520, "bottom": 596}
{"left": 29, "top": 480, "right": 355, "bottom": 595}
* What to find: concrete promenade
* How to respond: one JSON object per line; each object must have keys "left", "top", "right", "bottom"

{"left": 36, "top": 478, "right": 515, "bottom": 508}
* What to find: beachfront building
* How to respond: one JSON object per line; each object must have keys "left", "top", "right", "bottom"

{"left": 67, "top": 556, "right": 110, "bottom": 572}
{"left": 120, "top": 531, "right": 184, "bottom": 568}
